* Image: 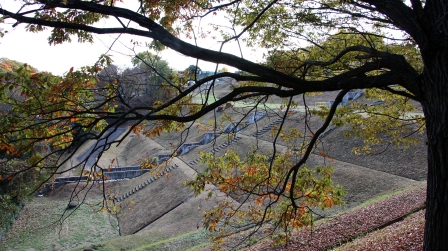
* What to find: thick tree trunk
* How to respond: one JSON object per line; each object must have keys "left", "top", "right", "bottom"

{"left": 421, "top": 49, "right": 448, "bottom": 250}
{"left": 416, "top": 0, "right": 448, "bottom": 249}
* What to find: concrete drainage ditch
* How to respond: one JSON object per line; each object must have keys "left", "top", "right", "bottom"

{"left": 114, "top": 164, "right": 179, "bottom": 202}
{"left": 117, "top": 135, "right": 243, "bottom": 202}
{"left": 172, "top": 111, "right": 266, "bottom": 157}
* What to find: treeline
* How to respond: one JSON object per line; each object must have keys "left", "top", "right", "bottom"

{"left": 97, "top": 52, "right": 176, "bottom": 112}
{"left": 0, "top": 58, "right": 41, "bottom": 240}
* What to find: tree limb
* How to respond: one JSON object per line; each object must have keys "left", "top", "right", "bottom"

{"left": 0, "top": 3, "right": 418, "bottom": 94}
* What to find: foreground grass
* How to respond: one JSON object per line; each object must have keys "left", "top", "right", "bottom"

{"left": 72, "top": 229, "right": 210, "bottom": 251}
{"left": 2, "top": 196, "right": 119, "bottom": 251}
{"left": 2, "top": 184, "right": 425, "bottom": 251}
{"left": 68, "top": 183, "right": 426, "bottom": 251}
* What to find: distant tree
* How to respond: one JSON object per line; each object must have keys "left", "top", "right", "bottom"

{"left": 220, "top": 67, "right": 229, "bottom": 73}
{"left": 97, "top": 53, "right": 175, "bottom": 110}
{"left": 0, "top": 58, "right": 37, "bottom": 74}
{"left": 131, "top": 51, "right": 175, "bottom": 101}
{"left": 234, "top": 70, "right": 248, "bottom": 75}
{"left": 1, "top": 1, "right": 447, "bottom": 249}
{"left": 0, "top": 60, "right": 50, "bottom": 240}
{"left": 185, "top": 65, "right": 201, "bottom": 76}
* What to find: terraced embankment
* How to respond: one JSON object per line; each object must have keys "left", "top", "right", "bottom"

{"left": 2, "top": 79, "right": 427, "bottom": 250}
{"left": 105, "top": 103, "right": 424, "bottom": 245}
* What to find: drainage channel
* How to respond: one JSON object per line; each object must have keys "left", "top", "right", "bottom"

{"left": 114, "top": 164, "right": 179, "bottom": 202}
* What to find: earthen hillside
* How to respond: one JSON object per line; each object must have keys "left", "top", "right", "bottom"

{"left": 93, "top": 79, "right": 426, "bottom": 241}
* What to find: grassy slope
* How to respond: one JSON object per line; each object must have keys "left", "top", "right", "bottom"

{"left": 2, "top": 194, "right": 119, "bottom": 251}
{"left": 72, "top": 182, "right": 426, "bottom": 251}
{"left": 72, "top": 229, "right": 210, "bottom": 251}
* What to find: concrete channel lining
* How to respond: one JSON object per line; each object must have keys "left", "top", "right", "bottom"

{"left": 115, "top": 164, "right": 180, "bottom": 202}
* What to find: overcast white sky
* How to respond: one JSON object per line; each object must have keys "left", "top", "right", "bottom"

{"left": 0, "top": 0, "right": 263, "bottom": 75}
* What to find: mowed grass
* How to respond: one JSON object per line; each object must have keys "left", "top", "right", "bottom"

{"left": 2, "top": 195, "right": 119, "bottom": 251}
{"left": 72, "top": 229, "right": 210, "bottom": 251}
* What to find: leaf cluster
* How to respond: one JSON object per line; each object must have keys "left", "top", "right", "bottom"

{"left": 186, "top": 149, "right": 345, "bottom": 245}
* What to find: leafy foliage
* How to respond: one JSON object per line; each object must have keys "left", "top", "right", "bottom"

{"left": 0, "top": 59, "right": 49, "bottom": 238}
{"left": 187, "top": 150, "right": 345, "bottom": 243}
{"left": 0, "top": 159, "right": 41, "bottom": 238}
